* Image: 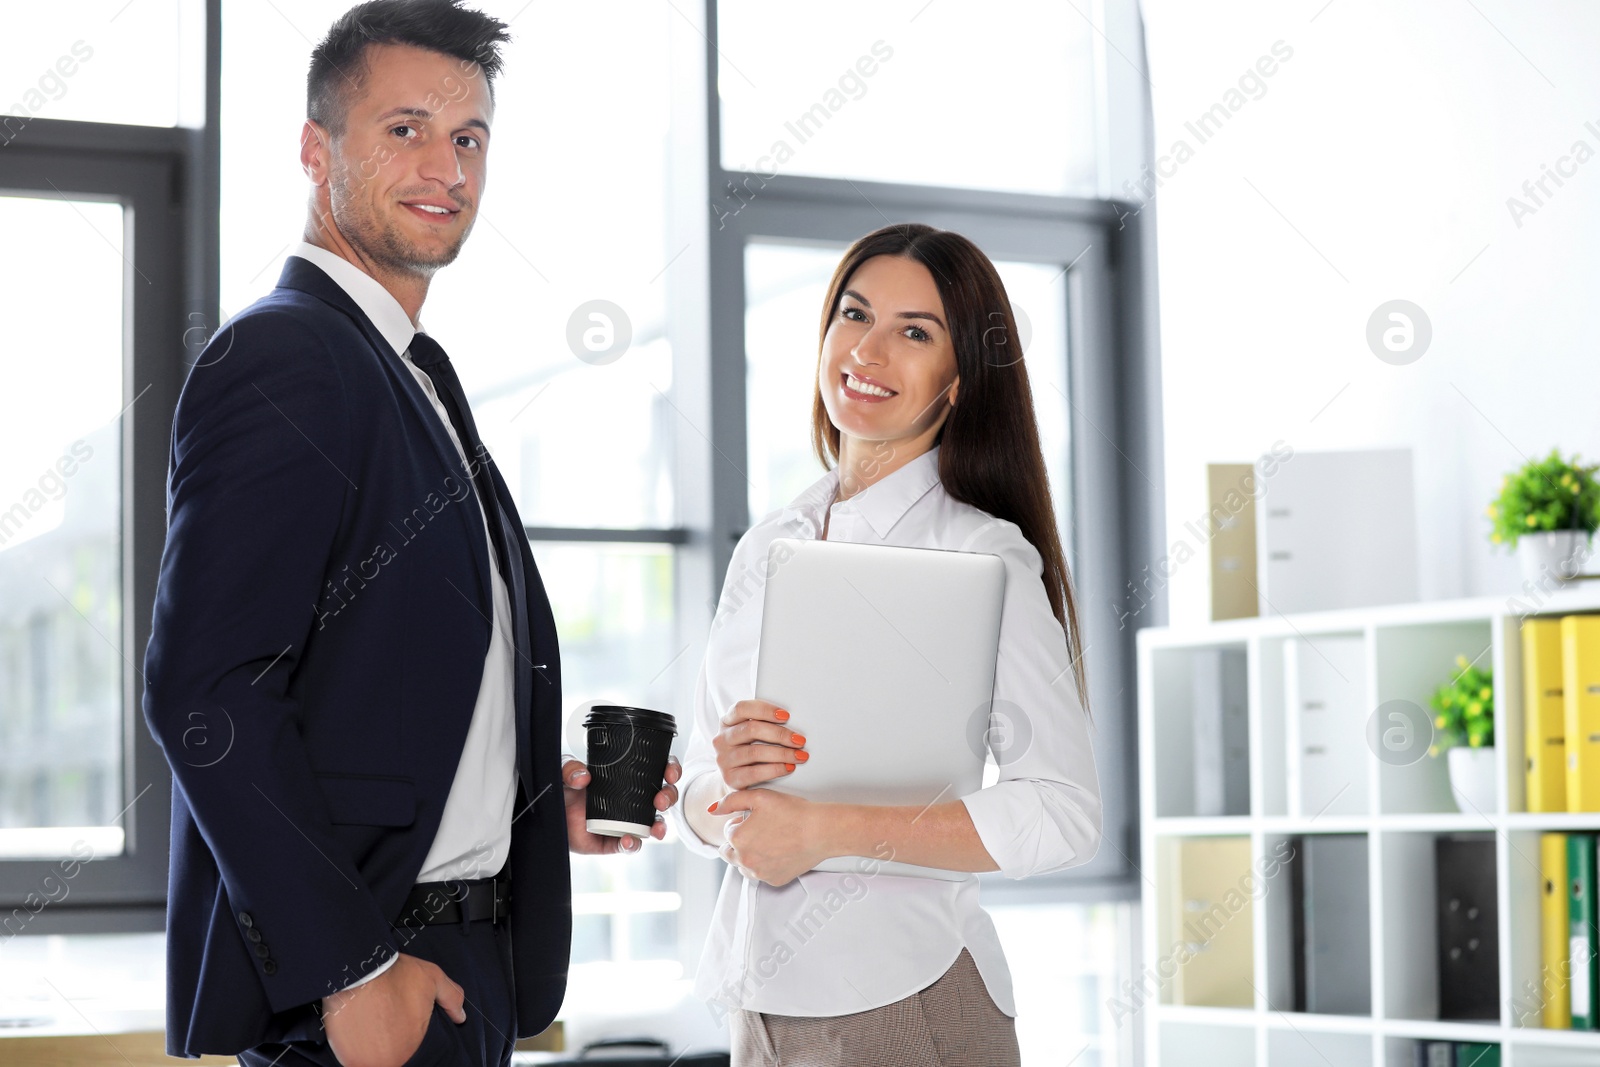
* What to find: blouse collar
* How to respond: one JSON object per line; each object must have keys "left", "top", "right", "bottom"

{"left": 780, "top": 445, "right": 943, "bottom": 540}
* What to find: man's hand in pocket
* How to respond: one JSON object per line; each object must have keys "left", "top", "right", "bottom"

{"left": 321, "top": 952, "right": 464, "bottom": 1067}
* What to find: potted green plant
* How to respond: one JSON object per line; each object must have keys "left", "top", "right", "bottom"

{"left": 1429, "top": 655, "right": 1495, "bottom": 814}
{"left": 1487, "top": 448, "right": 1600, "bottom": 585}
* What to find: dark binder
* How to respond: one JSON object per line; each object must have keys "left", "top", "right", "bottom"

{"left": 1436, "top": 834, "right": 1499, "bottom": 1020}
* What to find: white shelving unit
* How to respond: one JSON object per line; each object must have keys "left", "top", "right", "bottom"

{"left": 1137, "top": 581, "right": 1600, "bottom": 1067}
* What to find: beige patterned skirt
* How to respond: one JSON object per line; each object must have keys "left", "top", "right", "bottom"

{"left": 728, "top": 947, "right": 1021, "bottom": 1066}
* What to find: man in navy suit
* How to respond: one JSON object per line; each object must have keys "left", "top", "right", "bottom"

{"left": 141, "top": 3, "right": 681, "bottom": 1064}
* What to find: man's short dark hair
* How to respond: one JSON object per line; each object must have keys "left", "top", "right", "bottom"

{"left": 308, "top": 0, "right": 510, "bottom": 136}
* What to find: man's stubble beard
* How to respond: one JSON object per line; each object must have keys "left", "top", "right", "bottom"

{"left": 328, "top": 159, "right": 473, "bottom": 278}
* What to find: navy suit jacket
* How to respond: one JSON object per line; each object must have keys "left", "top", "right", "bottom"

{"left": 142, "top": 256, "right": 571, "bottom": 1056}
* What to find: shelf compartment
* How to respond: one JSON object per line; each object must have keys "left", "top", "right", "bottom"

{"left": 1505, "top": 611, "right": 1600, "bottom": 819}
{"left": 1505, "top": 828, "right": 1554, "bottom": 1033}
{"left": 1282, "top": 631, "right": 1370, "bottom": 819}
{"left": 1151, "top": 643, "right": 1253, "bottom": 819}
{"left": 1380, "top": 831, "right": 1500, "bottom": 1024}
{"left": 1157, "top": 835, "right": 1256, "bottom": 1009}
{"left": 1263, "top": 832, "right": 1372, "bottom": 1016}
{"left": 1373, "top": 621, "right": 1496, "bottom": 816}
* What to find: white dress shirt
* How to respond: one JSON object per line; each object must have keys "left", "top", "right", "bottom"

{"left": 290, "top": 242, "right": 518, "bottom": 990}
{"left": 665, "top": 445, "right": 1103, "bottom": 1018}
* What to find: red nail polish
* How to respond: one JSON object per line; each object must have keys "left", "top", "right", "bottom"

{"left": 775, "top": 709, "right": 790, "bottom": 721}
{"left": 708, "top": 802, "right": 718, "bottom": 813}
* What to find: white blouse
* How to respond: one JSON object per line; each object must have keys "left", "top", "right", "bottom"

{"left": 664, "top": 445, "right": 1103, "bottom": 1018}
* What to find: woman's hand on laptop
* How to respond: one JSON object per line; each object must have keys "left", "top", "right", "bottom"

{"left": 711, "top": 699, "right": 808, "bottom": 789}
{"left": 710, "top": 787, "right": 830, "bottom": 887}
{"left": 704, "top": 699, "right": 821, "bottom": 885}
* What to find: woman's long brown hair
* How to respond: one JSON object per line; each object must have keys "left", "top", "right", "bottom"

{"left": 810, "top": 223, "right": 1091, "bottom": 717}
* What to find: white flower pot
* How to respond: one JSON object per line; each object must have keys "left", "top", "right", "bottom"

{"left": 1518, "top": 530, "right": 1591, "bottom": 586}
{"left": 1447, "top": 745, "right": 1497, "bottom": 815}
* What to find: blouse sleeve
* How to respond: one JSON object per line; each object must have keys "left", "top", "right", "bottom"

{"left": 664, "top": 526, "right": 772, "bottom": 860}
{"left": 955, "top": 518, "right": 1103, "bottom": 880}
{"left": 666, "top": 653, "right": 731, "bottom": 860}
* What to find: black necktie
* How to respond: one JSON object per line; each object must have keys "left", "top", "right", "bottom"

{"left": 406, "top": 332, "right": 540, "bottom": 796}
{"left": 405, "top": 332, "right": 511, "bottom": 578}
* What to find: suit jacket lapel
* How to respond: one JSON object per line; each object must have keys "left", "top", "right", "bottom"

{"left": 274, "top": 257, "right": 493, "bottom": 618}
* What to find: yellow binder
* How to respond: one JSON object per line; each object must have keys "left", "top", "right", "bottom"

{"left": 1543, "top": 832, "right": 1572, "bottom": 1028}
{"left": 1525, "top": 618, "right": 1567, "bottom": 812}
{"left": 1563, "top": 616, "right": 1600, "bottom": 812}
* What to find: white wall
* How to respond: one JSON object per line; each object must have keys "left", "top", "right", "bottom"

{"left": 1139, "top": 0, "right": 1600, "bottom": 626}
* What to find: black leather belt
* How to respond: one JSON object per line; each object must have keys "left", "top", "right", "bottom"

{"left": 395, "top": 867, "right": 511, "bottom": 930}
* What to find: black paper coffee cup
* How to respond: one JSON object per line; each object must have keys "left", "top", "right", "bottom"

{"left": 582, "top": 705, "right": 677, "bottom": 838}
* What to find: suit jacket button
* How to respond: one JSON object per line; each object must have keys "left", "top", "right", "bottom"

{"left": 254, "top": 943, "right": 270, "bottom": 959}
{"left": 247, "top": 928, "right": 263, "bottom": 943}
{"left": 263, "top": 960, "right": 278, "bottom": 976}
{"left": 239, "top": 912, "right": 254, "bottom": 928}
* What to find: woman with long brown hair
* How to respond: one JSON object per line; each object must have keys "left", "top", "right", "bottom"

{"left": 666, "top": 223, "right": 1102, "bottom": 1066}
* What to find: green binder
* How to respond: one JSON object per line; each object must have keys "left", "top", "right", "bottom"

{"left": 1571, "top": 833, "right": 1599, "bottom": 1029}
{"left": 1454, "top": 1043, "right": 1500, "bottom": 1067}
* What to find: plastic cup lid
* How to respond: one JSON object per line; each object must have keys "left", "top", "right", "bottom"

{"left": 583, "top": 704, "right": 677, "bottom": 735}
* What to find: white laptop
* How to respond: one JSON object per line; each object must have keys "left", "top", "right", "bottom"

{"left": 751, "top": 538, "right": 1007, "bottom": 880}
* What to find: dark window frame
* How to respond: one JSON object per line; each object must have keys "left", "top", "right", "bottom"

{"left": 0, "top": 0, "right": 219, "bottom": 928}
